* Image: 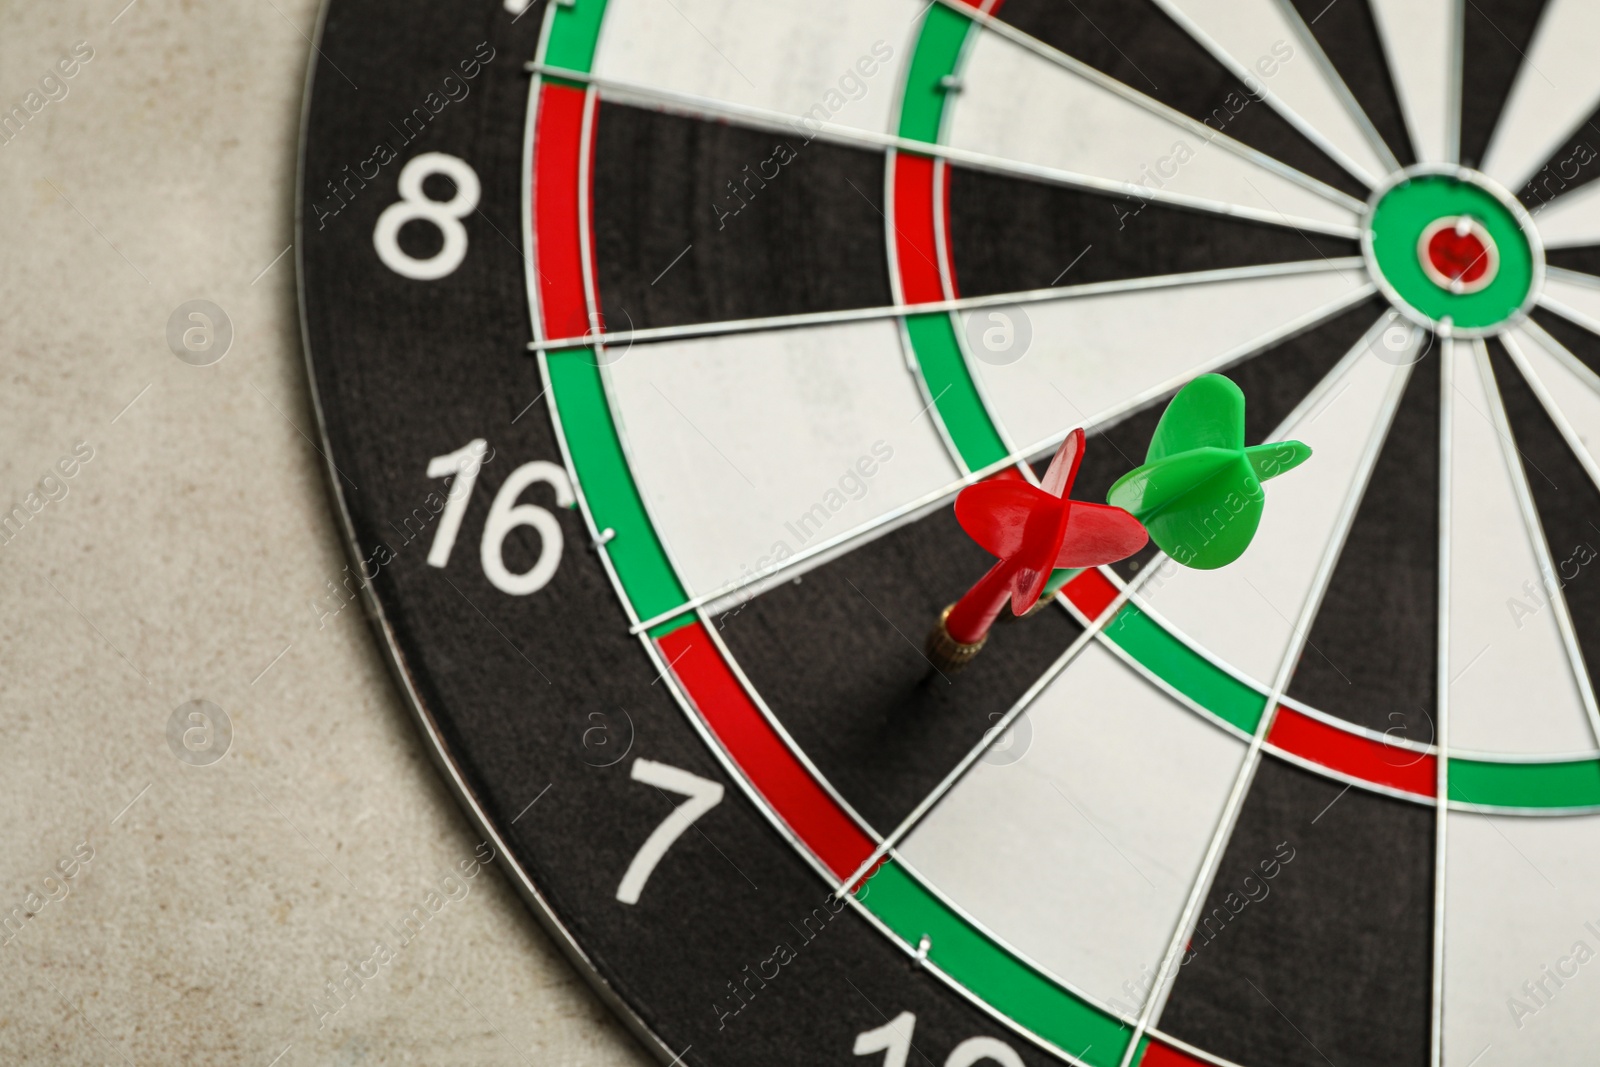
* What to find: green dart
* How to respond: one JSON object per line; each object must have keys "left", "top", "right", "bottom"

{"left": 1107, "top": 374, "right": 1311, "bottom": 570}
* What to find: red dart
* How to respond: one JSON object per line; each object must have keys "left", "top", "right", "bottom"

{"left": 928, "top": 428, "right": 1148, "bottom": 670}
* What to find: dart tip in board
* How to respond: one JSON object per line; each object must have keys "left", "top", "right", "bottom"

{"left": 925, "top": 604, "right": 987, "bottom": 675}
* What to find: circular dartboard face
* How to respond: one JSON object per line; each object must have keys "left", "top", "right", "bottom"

{"left": 299, "top": 2, "right": 1600, "bottom": 1064}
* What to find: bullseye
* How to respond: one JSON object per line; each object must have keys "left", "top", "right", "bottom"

{"left": 1417, "top": 215, "right": 1498, "bottom": 293}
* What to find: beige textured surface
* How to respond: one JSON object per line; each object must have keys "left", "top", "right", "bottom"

{"left": 0, "top": 1, "right": 654, "bottom": 1063}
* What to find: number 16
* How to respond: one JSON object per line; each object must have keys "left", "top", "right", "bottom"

{"left": 425, "top": 438, "right": 575, "bottom": 595}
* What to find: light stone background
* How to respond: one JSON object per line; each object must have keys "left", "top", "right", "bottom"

{"left": 0, "top": 1, "right": 657, "bottom": 1063}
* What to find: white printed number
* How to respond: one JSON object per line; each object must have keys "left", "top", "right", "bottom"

{"left": 374, "top": 153, "right": 480, "bottom": 280}
{"left": 615, "top": 760, "right": 724, "bottom": 905}
{"left": 425, "top": 441, "right": 574, "bottom": 596}
{"left": 855, "top": 1014, "right": 1022, "bottom": 1067}
{"left": 426, "top": 438, "right": 489, "bottom": 568}
{"left": 481, "top": 460, "right": 572, "bottom": 595}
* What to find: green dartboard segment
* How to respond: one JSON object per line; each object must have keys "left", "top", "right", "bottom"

{"left": 859, "top": 861, "right": 1132, "bottom": 1066}
{"left": 544, "top": 349, "right": 688, "bottom": 625}
{"left": 543, "top": 0, "right": 609, "bottom": 75}
{"left": 896, "top": 1, "right": 971, "bottom": 144}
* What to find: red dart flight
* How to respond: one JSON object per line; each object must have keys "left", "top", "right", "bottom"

{"left": 930, "top": 428, "right": 1148, "bottom": 669}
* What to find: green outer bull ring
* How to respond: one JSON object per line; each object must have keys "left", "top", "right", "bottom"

{"left": 1361, "top": 164, "right": 1546, "bottom": 339}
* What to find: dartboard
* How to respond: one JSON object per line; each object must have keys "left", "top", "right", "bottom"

{"left": 297, "top": 1, "right": 1600, "bottom": 1064}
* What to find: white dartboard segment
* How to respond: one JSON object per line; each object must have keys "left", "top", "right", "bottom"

{"left": 1531, "top": 181, "right": 1600, "bottom": 249}
{"left": 1479, "top": 0, "right": 1600, "bottom": 193}
{"left": 1503, "top": 323, "right": 1600, "bottom": 496}
{"left": 604, "top": 319, "right": 961, "bottom": 599}
{"left": 1543, "top": 273, "right": 1600, "bottom": 330}
{"left": 589, "top": 0, "right": 916, "bottom": 137}
{"left": 1147, "top": 0, "right": 1395, "bottom": 184}
{"left": 1441, "top": 812, "right": 1600, "bottom": 1066}
{"left": 897, "top": 640, "right": 1248, "bottom": 1015}
{"left": 1369, "top": 0, "right": 1460, "bottom": 165}
{"left": 968, "top": 265, "right": 1375, "bottom": 458}
{"left": 1134, "top": 317, "right": 1413, "bottom": 693}
{"left": 945, "top": 28, "right": 1363, "bottom": 235}
{"left": 1443, "top": 341, "right": 1598, "bottom": 755}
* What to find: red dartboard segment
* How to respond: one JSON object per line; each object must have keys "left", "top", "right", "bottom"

{"left": 1136, "top": 1039, "right": 1214, "bottom": 1067}
{"left": 1267, "top": 705, "right": 1437, "bottom": 798}
{"left": 655, "top": 622, "right": 878, "bottom": 881}
{"left": 1061, "top": 566, "right": 1120, "bottom": 620}
{"left": 891, "top": 152, "right": 949, "bottom": 305}
{"left": 532, "top": 82, "right": 592, "bottom": 341}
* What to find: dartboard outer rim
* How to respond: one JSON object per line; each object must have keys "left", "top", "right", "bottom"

{"left": 290, "top": 3, "right": 687, "bottom": 1062}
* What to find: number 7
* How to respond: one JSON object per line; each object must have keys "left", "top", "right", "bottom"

{"left": 615, "top": 759, "right": 724, "bottom": 905}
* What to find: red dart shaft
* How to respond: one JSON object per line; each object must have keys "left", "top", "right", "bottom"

{"left": 944, "top": 558, "right": 1016, "bottom": 645}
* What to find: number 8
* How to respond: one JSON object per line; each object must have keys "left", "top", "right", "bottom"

{"left": 373, "top": 153, "right": 480, "bottom": 280}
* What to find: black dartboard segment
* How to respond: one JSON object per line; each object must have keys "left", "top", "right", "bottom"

{"left": 592, "top": 104, "right": 895, "bottom": 330}
{"left": 1160, "top": 759, "right": 1435, "bottom": 1067}
{"left": 299, "top": 1, "right": 1600, "bottom": 1064}
{"left": 994, "top": 0, "right": 1370, "bottom": 201}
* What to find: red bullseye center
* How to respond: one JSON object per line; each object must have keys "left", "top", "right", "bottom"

{"left": 1420, "top": 218, "right": 1495, "bottom": 289}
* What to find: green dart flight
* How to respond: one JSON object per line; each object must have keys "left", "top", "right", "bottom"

{"left": 1107, "top": 374, "right": 1311, "bottom": 570}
